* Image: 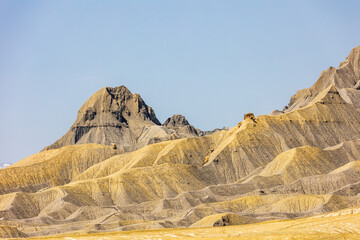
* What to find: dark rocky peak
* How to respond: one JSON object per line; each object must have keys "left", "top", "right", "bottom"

{"left": 163, "top": 114, "right": 190, "bottom": 128}
{"left": 43, "top": 85, "right": 160, "bottom": 150}
{"left": 105, "top": 85, "right": 132, "bottom": 102}
{"left": 74, "top": 86, "right": 160, "bottom": 126}
{"left": 106, "top": 85, "right": 131, "bottom": 95}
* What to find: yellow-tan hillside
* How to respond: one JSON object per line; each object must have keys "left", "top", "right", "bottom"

{"left": 27, "top": 206, "right": 360, "bottom": 240}
{"left": 1, "top": 46, "right": 360, "bottom": 238}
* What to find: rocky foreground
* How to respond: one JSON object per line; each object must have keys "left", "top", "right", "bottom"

{"left": 0, "top": 46, "right": 360, "bottom": 239}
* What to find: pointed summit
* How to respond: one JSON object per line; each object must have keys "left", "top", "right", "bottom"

{"left": 161, "top": 114, "right": 199, "bottom": 138}
{"left": 283, "top": 46, "right": 360, "bottom": 113}
{"left": 75, "top": 85, "right": 160, "bottom": 127}
{"left": 44, "top": 86, "right": 161, "bottom": 150}
{"left": 43, "top": 86, "right": 205, "bottom": 151}
{"left": 163, "top": 114, "right": 190, "bottom": 127}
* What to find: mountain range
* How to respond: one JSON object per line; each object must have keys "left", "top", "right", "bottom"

{"left": 0, "top": 46, "right": 360, "bottom": 239}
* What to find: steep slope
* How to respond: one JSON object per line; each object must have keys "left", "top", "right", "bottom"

{"left": 257, "top": 146, "right": 336, "bottom": 184}
{"left": 136, "top": 114, "right": 200, "bottom": 146}
{"left": 44, "top": 86, "right": 161, "bottom": 151}
{"left": 44, "top": 86, "right": 202, "bottom": 152}
{"left": 283, "top": 46, "right": 360, "bottom": 112}
{"left": 245, "top": 139, "right": 360, "bottom": 195}
{"left": 0, "top": 225, "right": 28, "bottom": 238}
{"left": 162, "top": 114, "right": 199, "bottom": 138}
{"left": 1, "top": 83, "right": 360, "bottom": 236}
{"left": 255, "top": 136, "right": 360, "bottom": 184}
{"left": 2, "top": 46, "right": 360, "bottom": 238}
{"left": 72, "top": 85, "right": 360, "bottom": 187}
{"left": 0, "top": 144, "right": 120, "bottom": 194}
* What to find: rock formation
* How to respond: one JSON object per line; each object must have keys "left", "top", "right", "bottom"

{"left": 282, "top": 46, "right": 360, "bottom": 112}
{"left": 243, "top": 113, "right": 255, "bottom": 120}
{"left": 162, "top": 114, "right": 199, "bottom": 137}
{"left": 190, "top": 213, "right": 257, "bottom": 228}
{"left": 44, "top": 86, "right": 202, "bottom": 152}
{"left": 1, "top": 46, "right": 360, "bottom": 238}
{"left": 44, "top": 86, "right": 160, "bottom": 151}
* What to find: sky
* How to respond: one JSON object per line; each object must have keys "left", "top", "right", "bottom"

{"left": 0, "top": 0, "right": 360, "bottom": 164}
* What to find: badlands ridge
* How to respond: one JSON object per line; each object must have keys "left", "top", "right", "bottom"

{"left": 0, "top": 46, "right": 360, "bottom": 239}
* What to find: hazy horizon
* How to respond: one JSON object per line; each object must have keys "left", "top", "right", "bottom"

{"left": 1, "top": 0, "right": 360, "bottom": 164}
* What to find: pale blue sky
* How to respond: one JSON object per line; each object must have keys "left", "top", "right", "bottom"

{"left": 0, "top": 0, "right": 359, "bottom": 164}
